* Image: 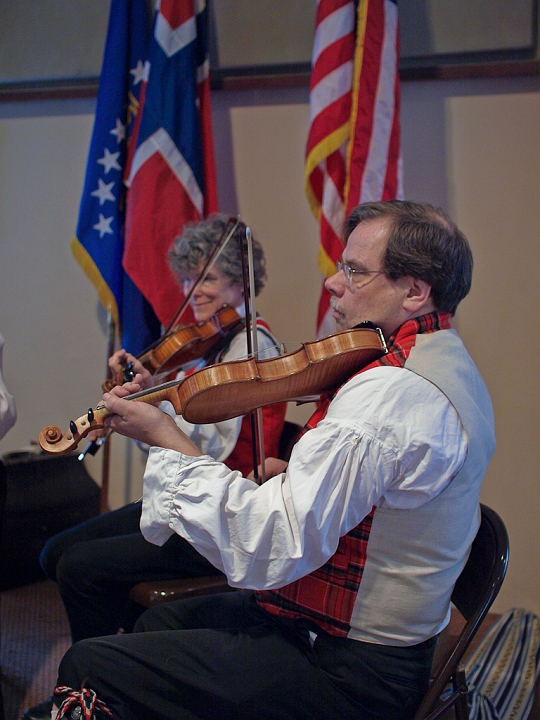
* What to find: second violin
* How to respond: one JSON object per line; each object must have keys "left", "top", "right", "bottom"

{"left": 108, "top": 305, "right": 244, "bottom": 388}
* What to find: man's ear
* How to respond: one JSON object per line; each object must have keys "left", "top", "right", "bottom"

{"left": 403, "top": 276, "right": 433, "bottom": 313}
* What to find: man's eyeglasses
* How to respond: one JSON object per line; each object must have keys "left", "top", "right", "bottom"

{"left": 336, "top": 261, "right": 385, "bottom": 287}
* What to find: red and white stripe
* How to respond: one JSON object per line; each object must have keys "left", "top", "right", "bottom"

{"left": 122, "top": 0, "right": 217, "bottom": 328}
{"left": 305, "top": 0, "right": 402, "bottom": 336}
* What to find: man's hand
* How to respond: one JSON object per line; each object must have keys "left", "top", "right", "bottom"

{"left": 101, "top": 375, "right": 203, "bottom": 457}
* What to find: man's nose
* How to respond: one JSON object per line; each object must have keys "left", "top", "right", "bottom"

{"left": 325, "top": 267, "right": 345, "bottom": 296}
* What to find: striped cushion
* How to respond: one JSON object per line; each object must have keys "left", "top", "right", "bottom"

{"left": 464, "top": 608, "right": 540, "bottom": 720}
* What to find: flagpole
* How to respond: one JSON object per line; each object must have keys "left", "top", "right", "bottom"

{"left": 100, "top": 312, "right": 116, "bottom": 514}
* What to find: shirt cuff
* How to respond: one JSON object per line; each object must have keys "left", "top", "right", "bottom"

{"left": 141, "top": 447, "right": 211, "bottom": 545}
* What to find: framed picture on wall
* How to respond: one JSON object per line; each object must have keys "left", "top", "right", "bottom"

{"left": 0, "top": 0, "right": 538, "bottom": 98}
{"left": 0, "top": 0, "right": 110, "bottom": 93}
{"left": 399, "top": 0, "right": 537, "bottom": 69}
{"left": 209, "top": 0, "right": 538, "bottom": 78}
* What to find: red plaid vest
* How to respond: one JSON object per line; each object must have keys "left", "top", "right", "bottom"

{"left": 255, "top": 312, "right": 451, "bottom": 636}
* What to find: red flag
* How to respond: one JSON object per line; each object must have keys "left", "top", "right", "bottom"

{"left": 123, "top": 0, "right": 218, "bottom": 328}
{"left": 305, "top": 0, "right": 402, "bottom": 337}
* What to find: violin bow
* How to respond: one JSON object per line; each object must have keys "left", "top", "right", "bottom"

{"left": 239, "top": 225, "right": 266, "bottom": 484}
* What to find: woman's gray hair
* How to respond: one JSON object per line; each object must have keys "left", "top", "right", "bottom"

{"left": 169, "top": 214, "right": 267, "bottom": 296}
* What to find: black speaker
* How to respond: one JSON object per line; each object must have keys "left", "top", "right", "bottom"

{"left": 0, "top": 451, "right": 101, "bottom": 589}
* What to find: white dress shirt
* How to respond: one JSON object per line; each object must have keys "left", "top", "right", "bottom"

{"left": 141, "top": 365, "right": 467, "bottom": 589}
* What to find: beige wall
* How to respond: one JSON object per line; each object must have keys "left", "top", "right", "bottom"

{"left": 446, "top": 91, "right": 540, "bottom": 613}
{"left": 227, "top": 100, "right": 321, "bottom": 425}
{"left": 0, "top": 75, "right": 539, "bottom": 613}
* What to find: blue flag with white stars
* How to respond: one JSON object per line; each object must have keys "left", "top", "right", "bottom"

{"left": 71, "top": 0, "right": 161, "bottom": 356}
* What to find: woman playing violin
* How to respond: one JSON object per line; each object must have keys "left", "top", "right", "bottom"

{"left": 109, "top": 215, "right": 285, "bottom": 473}
{"left": 31, "top": 216, "right": 285, "bottom": 677}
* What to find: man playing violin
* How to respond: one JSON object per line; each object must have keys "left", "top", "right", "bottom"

{"left": 40, "top": 201, "right": 495, "bottom": 720}
{"left": 24, "top": 216, "right": 286, "bottom": 720}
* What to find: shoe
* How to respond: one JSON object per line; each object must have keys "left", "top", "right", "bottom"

{"left": 21, "top": 696, "right": 54, "bottom": 720}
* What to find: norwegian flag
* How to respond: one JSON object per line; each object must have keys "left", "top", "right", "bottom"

{"left": 305, "top": 0, "right": 402, "bottom": 337}
{"left": 71, "top": 0, "right": 160, "bottom": 356}
{"left": 123, "top": 0, "right": 218, "bottom": 328}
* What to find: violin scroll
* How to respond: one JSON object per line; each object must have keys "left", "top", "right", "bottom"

{"left": 39, "top": 406, "right": 108, "bottom": 456}
{"left": 41, "top": 426, "right": 63, "bottom": 445}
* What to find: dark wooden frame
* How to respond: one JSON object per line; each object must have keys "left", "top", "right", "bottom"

{"left": 2, "top": 57, "right": 540, "bottom": 103}
{"left": 1, "top": 0, "right": 539, "bottom": 102}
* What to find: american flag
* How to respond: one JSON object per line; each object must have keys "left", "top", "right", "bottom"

{"left": 305, "top": 0, "right": 402, "bottom": 337}
{"left": 123, "top": 0, "right": 218, "bottom": 328}
{"left": 71, "top": 0, "right": 160, "bottom": 356}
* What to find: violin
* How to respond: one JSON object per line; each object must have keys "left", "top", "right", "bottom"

{"left": 39, "top": 326, "right": 387, "bottom": 456}
{"left": 105, "top": 306, "right": 244, "bottom": 390}
{"left": 140, "top": 306, "right": 243, "bottom": 374}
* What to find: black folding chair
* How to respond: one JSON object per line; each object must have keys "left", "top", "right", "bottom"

{"left": 413, "top": 504, "right": 509, "bottom": 720}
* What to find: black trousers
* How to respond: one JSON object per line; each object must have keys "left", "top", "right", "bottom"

{"left": 39, "top": 501, "right": 222, "bottom": 642}
{"left": 56, "top": 591, "right": 436, "bottom": 720}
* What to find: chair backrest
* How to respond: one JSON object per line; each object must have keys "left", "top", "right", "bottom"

{"left": 452, "top": 504, "right": 509, "bottom": 623}
{"left": 413, "top": 503, "right": 509, "bottom": 720}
